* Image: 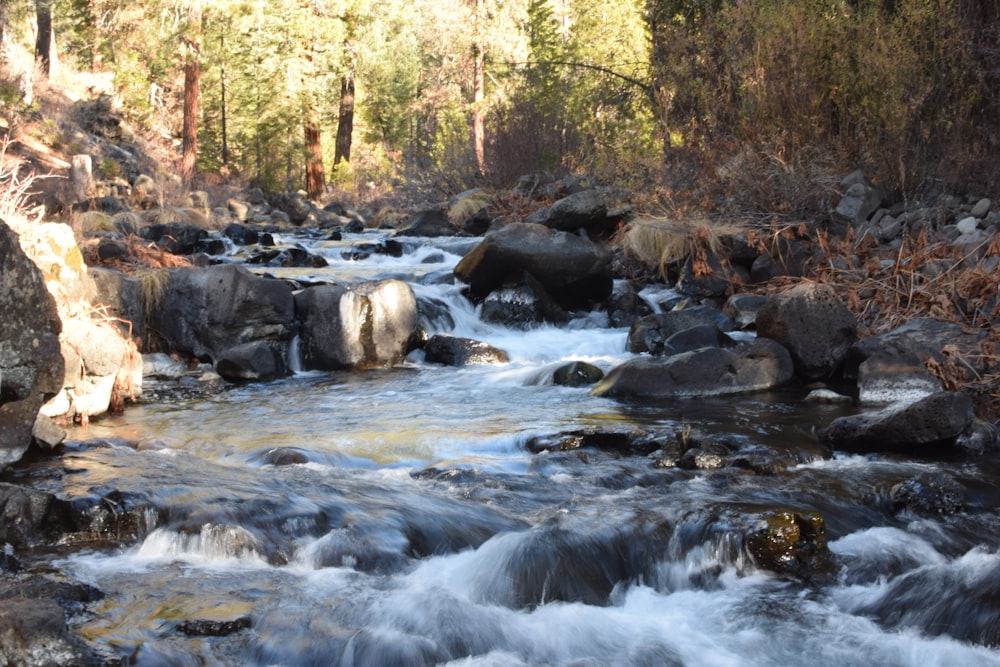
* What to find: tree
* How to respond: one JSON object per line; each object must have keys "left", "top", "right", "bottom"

{"left": 180, "top": 1, "right": 202, "bottom": 185}
{"left": 334, "top": 40, "right": 355, "bottom": 165}
{"left": 35, "top": 0, "right": 54, "bottom": 76}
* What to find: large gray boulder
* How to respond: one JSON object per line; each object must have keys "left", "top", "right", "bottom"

{"left": 756, "top": 282, "right": 856, "bottom": 380}
{"left": 295, "top": 279, "right": 418, "bottom": 370}
{"left": 817, "top": 391, "right": 974, "bottom": 455}
{"left": 591, "top": 338, "right": 793, "bottom": 399}
{"left": 149, "top": 264, "right": 294, "bottom": 382}
{"left": 0, "top": 221, "right": 64, "bottom": 465}
{"left": 454, "top": 222, "right": 612, "bottom": 310}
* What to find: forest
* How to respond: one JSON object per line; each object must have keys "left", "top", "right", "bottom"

{"left": 1, "top": 0, "right": 999, "bottom": 213}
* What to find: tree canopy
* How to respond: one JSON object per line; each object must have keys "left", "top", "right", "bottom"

{"left": 2, "top": 0, "right": 995, "bottom": 207}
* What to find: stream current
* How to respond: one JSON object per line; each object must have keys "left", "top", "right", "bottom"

{"left": 18, "top": 229, "right": 1000, "bottom": 665}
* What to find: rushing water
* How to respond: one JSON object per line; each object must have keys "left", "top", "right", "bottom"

{"left": 17, "top": 229, "right": 1000, "bottom": 665}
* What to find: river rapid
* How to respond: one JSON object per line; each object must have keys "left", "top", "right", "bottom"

{"left": 17, "top": 229, "right": 1000, "bottom": 666}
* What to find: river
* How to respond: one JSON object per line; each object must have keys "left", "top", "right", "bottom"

{"left": 18, "top": 228, "right": 1000, "bottom": 665}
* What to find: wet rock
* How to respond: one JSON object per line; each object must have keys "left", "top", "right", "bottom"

{"left": 423, "top": 334, "right": 508, "bottom": 366}
{"left": 890, "top": 472, "right": 966, "bottom": 516}
{"left": 592, "top": 338, "right": 793, "bottom": 399}
{"left": 757, "top": 282, "right": 857, "bottom": 380}
{"left": 626, "top": 306, "right": 736, "bottom": 355}
{"left": 0, "top": 597, "right": 103, "bottom": 667}
{"left": 150, "top": 264, "right": 294, "bottom": 380}
{"left": 552, "top": 361, "right": 604, "bottom": 387}
{"left": 223, "top": 222, "right": 259, "bottom": 245}
{"left": 216, "top": 340, "right": 287, "bottom": 382}
{"left": 296, "top": 280, "right": 418, "bottom": 370}
{"left": 745, "top": 509, "right": 833, "bottom": 578}
{"left": 259, "top": 447, "right": 312, "bottom": 466}
{"left": 525, "top": 429, "right": 653, "bottom": 455}
{"left": 480, "top": 271, "right": 568, "bottom": 327}
{"left": 804, "top": 388, "right": 853, "bottom": 404}
{"left": 177, "top": 616, "right": 252, "bottom": 637}
{"left": 454, "top": 222, "right": 612, "bottom": 311}
{"left": 817, "top": 391, "right": 974, "bottom": 455}
{"left": 0, "top": 221, "right": 64, "bottom": 465}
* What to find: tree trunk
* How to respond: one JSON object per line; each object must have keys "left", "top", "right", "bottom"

{"left": 304, "top": 102, "right": 325, "bottom": 200}
{"left": 471, "top": 0, "right": 486, "bottom": 176}
{"left": 0, "top": 0, "right": 10, "bottom": 53}
{"left": 35, "top": 0, "right": 54, "bottom": 76}
{"left": 220, "top": 32, "right": 229, "bottom": 167}
{"left": 181, "top": 3, "right": 202, "bottom": 186}
{"left": 472, "top": 43, "right": 485, "bottom": 176}
{"left": 334, "top": 45, "right": 356, "bottom": 165}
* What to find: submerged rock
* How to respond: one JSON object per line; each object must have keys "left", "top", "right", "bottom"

{"left": 552, "top": 361, "right": 605, "bottom": 387}
{"left": 890, "top": 472, "right": 966, "bottom": 516}
{"left": 745, "top": 509, "right": 833, "bottom": 578}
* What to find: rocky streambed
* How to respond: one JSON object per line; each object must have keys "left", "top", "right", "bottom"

{"left": 1, "top": 178, "right": 999, "bottom": 665}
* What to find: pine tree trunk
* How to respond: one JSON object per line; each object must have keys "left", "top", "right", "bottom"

{"left": 181, "top": 3, "right": 202, "bottom": 186}
{"left": 304, "top": 104, "right": 325, "bottom": 200}
{"left": 471, "top": 0, "right": 486, "bottom": 176}
{"left": 35, "top": 0, "right": 53, "bottom": 76}
{"left": 334, "top": 71, "right": 355, "bottom": 165}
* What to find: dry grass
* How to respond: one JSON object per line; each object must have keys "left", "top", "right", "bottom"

{"left": 621, "top": 215, "right": 748, "bottom": 281}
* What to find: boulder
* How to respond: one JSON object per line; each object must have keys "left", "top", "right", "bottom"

{"left": 295, "top": 280, "right": 418, "bottom": 370}
{"left": 454, "top": 222, "right": 612, "bottom": 311}
{"left": 480, "top": 271, "right": 568, "bottom": 327}
{"left": 139, "top": 221, "right": 208, "bottom": 255}
{"left": 40, "top": 316, "right": 142, "bottom": 423}
{"left": 88, "top": 266, "right": 145, "bottom": 342}
{"left": 757, "top": 282, "right": 857, "bottom": 380}
{"left": 216, "top": 341, "right": 287, "bottom": 381}
{"left": 662, "top": 324, "right": 735, "bottom": 357}
{"left": 0, "top": 597, "right": 102, "bottom": 667}
{"left": 524, "top": 188, "right": 609, "bottom": 233}
{"left": 626, "top": 306, "right": 736, "bottom": 355}
{"left": 607, "top": 280, "right": 652, "bottom": 328}
{"left": 552, "top": 361, "right": 604, "bottom": 387}
{"left": 149, "top": 264, "right": 294, "bottom": 381}
{"left": 591, "top": 338, "right": 793, "bottom": 399}
{"left": 817, "top": 391, "right": 974, "bottom": 455}
{"left": 724, "top": 293, "right": 769, "bottom": 329}
{"left": 857, "top": 351, "right": 941, "bottom": 404}
{"left": 423, "top": 334, "right": 508, "bottom": 366}
{"left": 397, "top": 209, "right": 457, "bottom": 237}
{"left": 0, "top": 220, "right": 64, "bottom": 465}
{"left": 833, "top": 172, "right": 883, "bottom": 227}
{"left": 845, "top": 318, "right": 987, "bottom": 384}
